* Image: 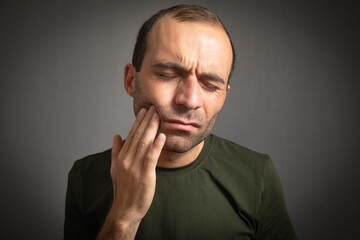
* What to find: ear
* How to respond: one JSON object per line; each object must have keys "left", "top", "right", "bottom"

{"left": 124, "top": 63, "right": 136, "bottom": 97}
{"left": 226, "top": 84, "right": 231, "bottom": 94}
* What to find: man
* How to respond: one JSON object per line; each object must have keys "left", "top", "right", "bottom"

{"left": 64, "top": 5, "right": 296, "bottom": 240}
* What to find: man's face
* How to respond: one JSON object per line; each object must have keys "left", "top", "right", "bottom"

{"left": 128, "top": 18, "right": 232, "bottom": 153}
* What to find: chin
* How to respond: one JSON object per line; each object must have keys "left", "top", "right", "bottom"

{"left": 162, "top": 133, "right": 205, "bottom": 153}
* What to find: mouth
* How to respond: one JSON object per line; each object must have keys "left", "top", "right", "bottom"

{"left": 162, "top": 118, "right": 200, "bottom": 131}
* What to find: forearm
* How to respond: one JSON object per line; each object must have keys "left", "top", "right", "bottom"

{"left": 96, "top": 213, "right": 141, "bottom": 240}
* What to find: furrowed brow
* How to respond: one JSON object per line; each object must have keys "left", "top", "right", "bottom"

{"left": 151, "top": 62, "right": 188, "bottom": 72}
{"left": 152, "top": 62, "right": 226, "bottom": 86}
{"left": 199, "top": 72, "right": 225, "bottom": 86}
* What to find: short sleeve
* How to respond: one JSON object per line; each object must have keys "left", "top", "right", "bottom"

{"left": 63, "top": 162, "right": 98, "bottom": 240}
{"left": 254, "top": 158, "right": 297, "bottom": 240}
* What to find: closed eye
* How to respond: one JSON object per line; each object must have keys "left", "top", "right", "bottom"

{"left": 202, "top": 82, "right": 219, "bottom": 91}
{"left": 159, "top": 73, "right": 178, "bottom": 80}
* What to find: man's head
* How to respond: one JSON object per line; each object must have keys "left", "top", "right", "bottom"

{"left": 124, "top": 5, "right": 234, "bottom": 153}
{"left": 132, "top": 4, "right": 236, "bottom": 82}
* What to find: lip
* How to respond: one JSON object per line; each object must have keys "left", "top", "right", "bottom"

{"left": 162, "top": 119, "right": 200, "bottom": 131}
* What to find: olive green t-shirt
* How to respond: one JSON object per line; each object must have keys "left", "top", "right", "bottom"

{"left": 64, "top": 134, "right": 296, "bottom": 239}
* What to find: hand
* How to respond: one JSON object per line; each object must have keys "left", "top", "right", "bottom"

{"left": 111, "top": 105, "right": 166, "bottom": 222}
{"left": 97, "top": 106, "right": 166, "bottom": 239}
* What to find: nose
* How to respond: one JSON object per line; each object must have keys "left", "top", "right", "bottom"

{"left": 174, "top": 75, "right": 203, "bottom": 110}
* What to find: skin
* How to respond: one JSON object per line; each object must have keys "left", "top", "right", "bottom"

{"left": 127, "top": 17, "right": 232, "bottom": 167}
{"left": 96, "top": 17, "right": 233, "bottom": 240}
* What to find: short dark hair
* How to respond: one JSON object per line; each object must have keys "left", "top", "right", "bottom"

{"left": 132, "top": 5, "right": 236, "bottom": 82}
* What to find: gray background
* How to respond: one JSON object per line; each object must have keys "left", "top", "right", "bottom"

{"left": 1, "top": 0, "right": 359, "bottom": 239}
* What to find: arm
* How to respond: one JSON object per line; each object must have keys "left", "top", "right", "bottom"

{"left": 64, "top": 162, "right": 99, "bottom": 239}
{"left": 96, "top": 106, "right": 165, "bottom": 240}
{"left": 255, "top": 158, "right": 297, "bottom": 240}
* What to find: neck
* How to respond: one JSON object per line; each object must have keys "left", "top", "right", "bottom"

{"left": 157, "top": 141, "right": 204, "bottom": 168}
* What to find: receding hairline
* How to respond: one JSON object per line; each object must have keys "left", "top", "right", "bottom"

{"left": 132, "top": 5, "right": 236, "bottom": 82}
{"left": 144, "top": 15, "right": 233, "bottom": 71}
{"left": 152, "top": 13, "right": 225, "bottom": 32}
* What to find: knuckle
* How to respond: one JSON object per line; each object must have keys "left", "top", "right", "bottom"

{"left": 144, "top": 154, "right": 152, "bottom": 163}
{"left": 128, "top": 129, "right": 134, "bottom": 137}
{"left": 139, "top": 138, "right": 147, "bottom": 148}
{"left": 133, "top": 130, "right": 142, "bottom": 141}
{"left": 144, "top": 154, "right": 156, "bottom": 169}
{"left": 119, "top": 159, "right": 130, "bottom": 171}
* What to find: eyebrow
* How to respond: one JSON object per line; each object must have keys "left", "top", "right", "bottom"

{"left": 151, "top": 62, "right": 225, "bottom": 86}
{"left": 199, "top": 72, "right": 225, "bottom": 86}
{"left": 151, "top": 62, "right": 188, "bottom": 72}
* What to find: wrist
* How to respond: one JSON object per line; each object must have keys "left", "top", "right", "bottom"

{"left": 96, "top": 210, "right": 141, "bottom": 240}
{"left": 114, "top": 218, "right": 141, "bottom": 237}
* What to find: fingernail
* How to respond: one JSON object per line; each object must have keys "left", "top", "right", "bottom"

{"left": 138, "top": 108, "right": 147, "bottom": 115}
{"left": 152, "top": 112, "right": 158, "bottom": 120}
{"left": 149, "top": 105, "right": 155, "bottom": 112}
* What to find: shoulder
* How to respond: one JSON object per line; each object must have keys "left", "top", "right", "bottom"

{"left": 202, "top": 135, "right": 281, "bottom": 219}
{"left": 211, "top": 135, "right": 268, "bottom": 158}
{"left": 66, "top": 149, "right": 113, "bottom": 229}
{"left": 209, "top": 134, "right": 271, "bottom": 172}
{"left": 69, "top": 148, "right": 112, "bottom": 182}
{"left": 73, "top": 148, "right": 111, "bottom": 169}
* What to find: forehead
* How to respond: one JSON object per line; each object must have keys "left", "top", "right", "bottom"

{"left": 144, "top": 17, "right": 233, "bottom": 81}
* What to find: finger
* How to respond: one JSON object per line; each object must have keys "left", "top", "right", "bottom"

{"left": 143, "top": 133, "right": 166, "bottom": 173}
{"left": 127, "top": 105, "right": 156, "bottom": 158}
{"left": 134, "top": 111, "right": 161, "bottom": 161}
{"left": 111, "top": 134, "right": 123, "bottom": 162}
{"left": 121, "top": 107, "right": 147, "bottom": 153}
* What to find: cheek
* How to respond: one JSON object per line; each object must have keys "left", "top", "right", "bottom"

{"left": 143, "top": 81, "right": 175, "bottom": 106}
{"left": 203, "top": 93, "right": 226, "bottom": 118}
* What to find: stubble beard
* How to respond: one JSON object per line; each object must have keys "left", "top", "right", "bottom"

{"left": 158, "top": 110, "right": 217, "bottom": 153}
{"left": 133, "top": 75, "right": 218, "bottom": 153}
